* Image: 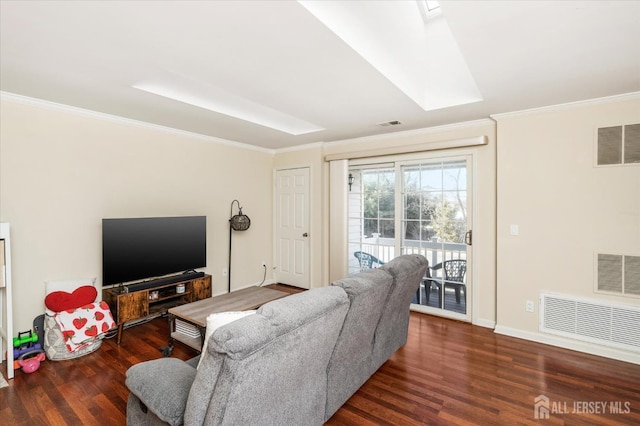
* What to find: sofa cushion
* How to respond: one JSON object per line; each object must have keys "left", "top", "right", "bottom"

{"left": 126, "top": 358, "right": 197, "bottom": 426}
{"left": 374, "top": 254, "right": 428, "bottom": 369}
{"left": 326, "top": 267, "right": 393, "bottom": 419}
{"left": 186, "top": 286, "right": 350, "bottom": 426}
{"left": 198, "top": 310, "right": 256, "bottom": 369}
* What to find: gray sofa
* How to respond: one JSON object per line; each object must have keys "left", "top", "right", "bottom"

{"left": 125, "top": 254, "right": 427, "bottom": 425}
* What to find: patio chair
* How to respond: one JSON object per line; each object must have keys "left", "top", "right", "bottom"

{"left": 425, "top": 259, "right": 467, "bottom": 306}
{"left": 354, "top": 251, "right": 385, "bottom": 270}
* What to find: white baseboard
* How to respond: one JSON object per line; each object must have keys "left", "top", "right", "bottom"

{"left": 473, "top": 318, "right": 496, "bottom": 329}
{"left": 494, "top": 325, "right": 640, "bottom": 365}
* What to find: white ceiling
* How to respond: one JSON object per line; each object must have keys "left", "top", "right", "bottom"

{"left": 1, "top": 1, "right": 639, "bottom": 150}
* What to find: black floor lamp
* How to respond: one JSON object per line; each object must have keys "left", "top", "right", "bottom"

{"left": 228, "top": 200, "right": 251, "bottom": 293}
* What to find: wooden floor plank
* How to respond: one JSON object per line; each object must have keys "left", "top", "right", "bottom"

{"left": 2, "top": 286, "right": 639, "bottom": 425}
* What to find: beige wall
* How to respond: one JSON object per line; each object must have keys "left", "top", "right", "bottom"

{"left": 0, "top": 98, "right": 274, "bottom": 332}
{"left": 494, "top": 95, "right": 640, "bottom": 360}
{"left": 4, "top": 90, "right": 638, "bottom": 362}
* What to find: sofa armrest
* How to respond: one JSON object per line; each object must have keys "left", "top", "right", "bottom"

{"left": 126, "top": 358, "right": 197, "bottom": 426}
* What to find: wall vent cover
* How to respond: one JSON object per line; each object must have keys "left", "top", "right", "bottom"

{"left": 597, "top": 126, "right": 622, "bottom": 165}
{"left": 596, "top": 123, "right": 640, "bottom": 165}
{"left": 625, "top": 123, "right": 640, "bottom": 164}
{"left": 540, "top": 293, "right": 640, "bottom": 353}
{"left": 596, "top": 253, "right": 640, "bottom": 296}
{"left": 377, "top": 120, "right": 402, "bottom": 127}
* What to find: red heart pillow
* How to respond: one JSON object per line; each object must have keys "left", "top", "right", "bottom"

{"left": 45, "top": 285, "right": 98, "bottom": 312}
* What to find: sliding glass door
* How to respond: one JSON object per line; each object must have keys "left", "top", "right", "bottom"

{"left": 348, "top": 164, "right": 395, "bottom": 273}
{"left": 348, "top": 155, "right": 472, "bottom": 321}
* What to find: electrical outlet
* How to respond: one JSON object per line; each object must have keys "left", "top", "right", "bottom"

{"left": 222, "top": 268, "right": 228, "bottom": 276}
{"left": 525, "top": 300, "right": 534, "bottom": 312}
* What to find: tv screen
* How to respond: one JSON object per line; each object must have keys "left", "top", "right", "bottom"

{"left": 102, "top": 216, "right": 206, "bottom": 286}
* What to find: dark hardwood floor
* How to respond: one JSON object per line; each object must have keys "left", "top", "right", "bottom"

{"left": 327, "top": 313, "right": 640, "bottom": 426}
{"left": 2, "top": 284, "right": 639, "bottom": 425}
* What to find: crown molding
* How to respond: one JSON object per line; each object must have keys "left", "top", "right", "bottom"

{"left": 0, "top": 91, "right": 275, "bottom": 155}
{"left": 491, "top": 92, "right": 640, "bottom": 121}
{"left": 274, "top": 141, "right": 325, "bottom": 154}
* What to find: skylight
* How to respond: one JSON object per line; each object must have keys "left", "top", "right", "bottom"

{"left": 417, "top": 0, "right": 442, "bottom": 22}
{"left": 298, "top": 0, "right": 481, "bottom": 112}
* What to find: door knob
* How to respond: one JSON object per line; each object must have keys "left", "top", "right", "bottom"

{"left": 303, "top": 233, "right": 309, "bottom": 237}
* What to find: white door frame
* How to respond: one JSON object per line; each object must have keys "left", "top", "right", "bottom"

{"left": 273, "top": 167, "right": 311, "bottom": 289}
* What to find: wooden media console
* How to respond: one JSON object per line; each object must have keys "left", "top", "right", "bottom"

{"left": 103, "top": 274, "right": 212, "bottom": 344}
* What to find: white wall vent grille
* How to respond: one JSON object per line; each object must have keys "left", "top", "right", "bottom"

{"left": 540, "top": 293, "right": 640, "bottom": 353}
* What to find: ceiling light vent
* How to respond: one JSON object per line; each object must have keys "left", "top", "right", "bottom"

{"left": 378, "top": 120, "right": 402, "bottom": 127}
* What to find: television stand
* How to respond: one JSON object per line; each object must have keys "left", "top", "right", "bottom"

{"left": 103, "top": 274, "right": 211, "bottom": 344}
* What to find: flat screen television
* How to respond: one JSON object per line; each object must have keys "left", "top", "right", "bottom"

{"left": 102, "top": 216, "right": 206, "bottom": 286}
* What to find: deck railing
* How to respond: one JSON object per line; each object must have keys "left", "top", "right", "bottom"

{"left": 349, "top": 236, "right": 467, "bottom": 279}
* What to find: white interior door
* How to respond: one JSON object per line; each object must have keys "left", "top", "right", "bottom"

{"left": 274, "top": 168, "right": 310, "bottom": 289}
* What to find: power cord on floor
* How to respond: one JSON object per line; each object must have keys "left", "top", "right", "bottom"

{"left": 258, "top": 264, "right": 267, "bottom": 286}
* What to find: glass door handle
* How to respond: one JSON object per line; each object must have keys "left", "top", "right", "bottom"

{"left": 465, "top": 230, "right": 472, "bottom": 245}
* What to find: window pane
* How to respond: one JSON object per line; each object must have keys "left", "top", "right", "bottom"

{"left": 404, "top": 221, "right": 420, "bottom": 241}
{"left": 379, "top": 219, "right": 395, "bottom": 238}
{"left": 403, "top": 167, "right": 420, "bottom": 192}
{"left": 422, "top": 220, "right": 436, "bottom": 241}
{"left": 379, "top": 192, "right": 394, "bottom": 218}
{"left": 363, "top": 193, "right": 377, "bottom": 219}
{"left": 380, "top": 170, "right": 395, "bottom": 189}
{"left": 443, "top": 161, "right": 466, "bottom": 190}
{"left": 364, "top": 218, "right": 378, "bottom": 236}
{"left": 404, "top": 193, "right": 420, "bottom": 219}
{"left": 421, "top": 165, "right": 442, "bottom": 191}
{"left": 362, "top": 171, "right": 379, "bottom": 186}
{"left": 350, "top": 166, "right": 395, "bottom": 273}
{"left": 443, "top": 191, "right": 467, "bottom": 221}
{"left": 421, "top": 194, "right": 437, "bottom": 219}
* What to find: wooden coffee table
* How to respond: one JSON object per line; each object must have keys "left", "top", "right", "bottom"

{"left": 164, "top": 286, "right": 289, "bottom": 354}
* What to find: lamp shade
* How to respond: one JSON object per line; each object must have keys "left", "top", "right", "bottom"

{"left": 230, "top": 208, "right": 251, "bottom": 231}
